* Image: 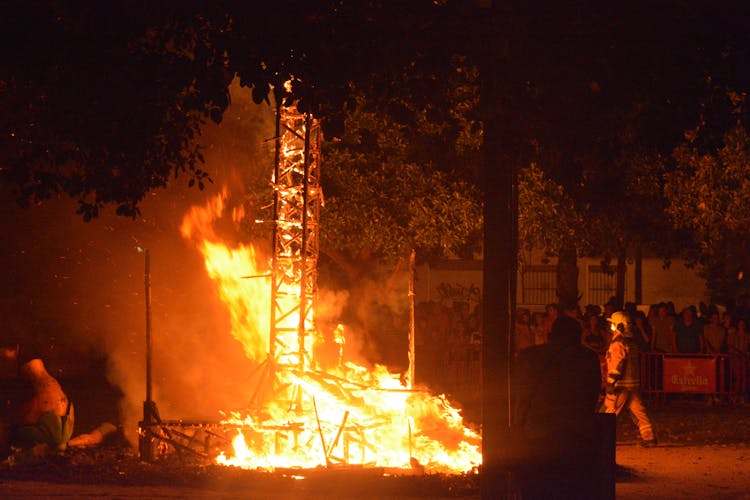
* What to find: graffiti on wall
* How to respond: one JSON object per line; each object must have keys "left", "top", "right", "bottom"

{"left": 435, "top": 281, "right": 482, "bottom": 306}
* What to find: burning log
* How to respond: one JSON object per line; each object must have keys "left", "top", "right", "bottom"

{"left": 326, "top": 410, "right": 349, "bottom": 461}
{"left": 68, "top": 422, "right": 118, "bottom": 447}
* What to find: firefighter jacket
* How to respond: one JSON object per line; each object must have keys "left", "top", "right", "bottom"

{"left": 606, "top": 332, "right": 640, "bottom": 390}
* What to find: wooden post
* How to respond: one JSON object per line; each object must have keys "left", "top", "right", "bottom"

{"left": 145, "top": 249, "right": 152, "bottom": 406}
{"left": 408, "top": 249, "right": 416, "bottom": 388}
{"left": 139, "top": 248, "right": 158, "bottom": 462}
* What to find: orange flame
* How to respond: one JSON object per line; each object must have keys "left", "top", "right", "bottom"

{"left": 180, "top": 187, "right": 270, "bottom": 361}
{"left": 181, "top": 189, "right": 481, "bottom": 473}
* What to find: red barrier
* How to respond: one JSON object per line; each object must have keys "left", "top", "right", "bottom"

{"left": 641, "top": 352, "right": 747, "bottom": 401}
{"left": 663, "top": 356, "right": 717, "bottom": 393}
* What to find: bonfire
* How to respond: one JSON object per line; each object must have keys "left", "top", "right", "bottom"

{"left": 141, "top": 103, "right": 480, "bottom": 475}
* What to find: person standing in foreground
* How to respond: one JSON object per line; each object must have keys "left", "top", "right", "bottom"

{"left": 602, "top": 310, "right": 657, "bottom": 447}
{"left": 510, "top": 315, "right": 603, "bottom": 498}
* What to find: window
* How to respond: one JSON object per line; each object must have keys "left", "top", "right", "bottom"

{"left": 521, "top": 265, "right": 557, "bottom": 305}
{"left": 588, "top": 265, "right": 621, "bottom": 306}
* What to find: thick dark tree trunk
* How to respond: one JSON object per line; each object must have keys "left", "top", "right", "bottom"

{"left": 556, "top": 243, "right": 579, "bottom": 308}
{"left": 480, "top": 5, "right": 514, "bottom": 497}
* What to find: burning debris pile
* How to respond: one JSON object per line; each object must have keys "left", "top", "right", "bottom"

{"left": 147, "top": 104, "right": 480, "bottom": 474}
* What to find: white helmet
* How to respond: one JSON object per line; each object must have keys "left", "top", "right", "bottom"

{"left": 607, "top": 311, "right": 632, "bottom": 336}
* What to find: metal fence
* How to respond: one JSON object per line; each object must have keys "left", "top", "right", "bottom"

{"left": 641, "top": 352, "right": 747, "bottom": 402}
{"left": 520, "top": 265, "right": 557, "bottom": 306}
{"left": 587, "top": 266, "right": 620, "bottom": 308}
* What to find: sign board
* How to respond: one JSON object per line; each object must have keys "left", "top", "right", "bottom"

{"left": 662, "top": 357, "right": 717, "bottom": 393}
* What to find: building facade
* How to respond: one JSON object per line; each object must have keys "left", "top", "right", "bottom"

{"left": 415, "top": 256, "right": 708, "bottom": 314}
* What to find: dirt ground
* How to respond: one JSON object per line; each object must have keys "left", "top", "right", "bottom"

{"left": 616, "top": 443, "right": 750, "bottom": 499}
{"left": 2, "top": 385, "right": 750, "bottom": 498}
{"left": 614, "top": 399, "right": 750, "bottom": 499}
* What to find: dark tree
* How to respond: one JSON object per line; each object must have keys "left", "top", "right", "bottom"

{"left": 1, "top": 3, "right": 235, "bottom": 219}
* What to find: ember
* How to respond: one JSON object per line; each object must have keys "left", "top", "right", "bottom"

{"left": 176, "top": 104, "right": 480, "bottom": 474}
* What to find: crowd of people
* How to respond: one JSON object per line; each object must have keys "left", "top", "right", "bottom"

{"left": 413, "top": 295, "right": 750, "bottom": 420}
{"left": 514, "top": 298, "right": 750, "bottom": 404}
{"left": 514, "top": 299, "right": 750, "bottom": 358}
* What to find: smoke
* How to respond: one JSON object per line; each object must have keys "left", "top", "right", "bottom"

{"left": 351, "top": 263, "right": 412, "bottom": 368}
{"left": 0, "top": 80, "right": 276, "bottom": 443}
{"left": 0, "top": 79, "right": 417, "bottom": 446}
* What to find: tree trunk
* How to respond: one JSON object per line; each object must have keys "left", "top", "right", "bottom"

{"left": 480, "top": 5, "right": 513, "bottom": 496}
{"left": 556, "top": 243, "right": 579, "bottom": 308}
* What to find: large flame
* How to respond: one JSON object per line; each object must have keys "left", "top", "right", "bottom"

{"left": 180, "top": 189, "right": 481, "bottom": 474}
{"left": 180, "top": 188, "right": 270, "bottom": 361}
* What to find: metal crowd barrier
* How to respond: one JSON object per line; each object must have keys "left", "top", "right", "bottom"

{"left": 641, "top": 352, "right": 748, "bottom": 402}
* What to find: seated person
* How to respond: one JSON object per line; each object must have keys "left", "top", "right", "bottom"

{"left": 2, "top": 347, "right": 74, "bottom": 462}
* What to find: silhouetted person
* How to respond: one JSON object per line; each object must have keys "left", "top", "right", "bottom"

{"left": 510, "top": 315, "right": 603, "bottom": 498}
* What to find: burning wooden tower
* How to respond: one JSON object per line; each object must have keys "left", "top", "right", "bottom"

{"left": 138, "top": 100, "right": 480, "bottom": 472}
{"left": 269, "top": 104, "right": 322, "bottom": 374}
{"left": 242, "top": 103, "right": 324, "bottom": 412}
{"left": 138, "top": 103, "right": 324, "bottom": 460}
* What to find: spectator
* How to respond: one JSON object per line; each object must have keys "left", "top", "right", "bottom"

{"left": 700, "top": 308, "right": 726, "bottom": 405}
{"left": 467, "top": 309, "right": 482, "bottom": 345}
{"left": 733, "top": 294, "right": 750, "bottom": 325}
{"left": 431, "top": 304, "right": 452, "bottom": 386}
{"left": 514, "top": 308, "right": 534, "bottom": 354}
{"left": 510, "top": 315, "right": 603, "bottom": 498}
{"left": 736, "top": 318, "right": 749, "bottom": 352}
{"left": 584, "top": 304, "right": 602, "bottom": 318}
{"left": 674, "top": 307, "right": 704, "bottom": 354}
{"left": 646, "top": 303, "right": 659, "bottom": 325}
{"left": 531, "top": 311, "right": 548, "bottom": 345}
{"left": 541, "top": 304, "right": 559, "bottom": 344}
{"left": 722, "top": 311, "right": 736, "bottom": 340}
{"left": 726, "top": 316, "right": 747, "bottom": 405}
{"left": 703, "top": 310, "right": 727, "bottom": 354}
{"left": 581, "top": 312, "right": 607, "bottom": 354}
{"left": 624, "top": 302, "right": 638, "bottom": 317}
{"left": 603, "top": 297, "right": 619, "bottom": 319}
{"left": 666, "top": 301, "right": 677, "bottom": 317}
{"left": 633, "top": 310, "right": 652, "bottom": 352}
{"left": 650, "top": 303, "right": 677, "bottom": 353}
{"left": 560, "top": 300, "right": 583, "bottom": 322}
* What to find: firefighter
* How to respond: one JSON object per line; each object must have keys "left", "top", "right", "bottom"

{"left": 602, "top": 310, "right": 657, "bottom": 447}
